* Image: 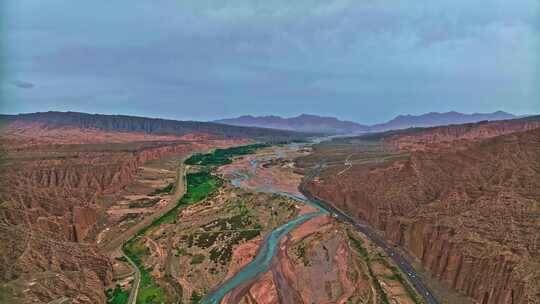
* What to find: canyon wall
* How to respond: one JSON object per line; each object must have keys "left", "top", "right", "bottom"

{"left": 305, "top": 128, "right": 540, "bottom": 303}
{"left": 383, "top": 115, "right": 540, "bottom": 151}
{"left": 0, "top": 122, "right": 248, "bottom": 303}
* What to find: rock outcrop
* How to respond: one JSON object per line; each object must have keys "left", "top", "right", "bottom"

{"left": 0, "top": 122, "right": 248, "bottom": 303}
{"left": 225, "top": 216, "right": 372, "bottom": 304}
{"left": 305, "top": 127, "right": 540, "bottom": 303}
{"left": 383, "top": 115, "right": 540, "bottom": 151}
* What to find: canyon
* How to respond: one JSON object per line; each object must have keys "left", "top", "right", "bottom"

{"left": 2, "top": 111, "right": 539, "bottom": 304}
{"left": 300, "top": 116, "right": 540, "bottom": 304}
{"left": 0, "top": 117, "right": 259, "bottom": 303}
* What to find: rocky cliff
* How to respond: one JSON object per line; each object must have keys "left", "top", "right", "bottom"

{"left": 382, "top": 115, "right": 540, "bottom": 151}
{"left": 305, "top": 128, "right": 540, "bottom": 304}
{"left": 8, "top": 111, "right": 312, "bottom": 142}
{"left": 224, "top": 216, "right": 373, "bottom": 304}
{"left": 0, "top": 122, "right": 248, "bottom": 303}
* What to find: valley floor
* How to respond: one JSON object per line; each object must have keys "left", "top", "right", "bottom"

{"left": 107, "top": 143, "right": 426, "bottom": 304}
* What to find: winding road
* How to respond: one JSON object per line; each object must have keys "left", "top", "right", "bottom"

{"left": 104, "top": 145, "right": 438, "bottom": 304}
{"left": 100, "top": 156, "right": 189, "bottom": 304}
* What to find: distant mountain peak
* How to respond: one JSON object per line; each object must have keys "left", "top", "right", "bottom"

{"left": 214, "top": 111, "right": 517, "bottom": 134}
{"left": 215, "top": 114, "right": 367, "bottom": 134}
{"left": 371, "top": 111, "right": 516, "bottom": 132}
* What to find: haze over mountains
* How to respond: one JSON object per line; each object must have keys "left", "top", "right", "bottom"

{"left": 215, "top": 114, "right": 368, "bottom": 134}
{"left": 215, "top": 111, "right": 518, "bottom": 134}
{"left": 2, "top": 110, "right": 539, "bottom": 304}
{"left": 0, "top": 111, "right": 314, "bottom": 142}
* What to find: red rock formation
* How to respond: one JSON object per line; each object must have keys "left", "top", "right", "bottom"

{"left": 305, "top": 128, "right": 540, "bottom": 303}
{"left": 0, "top": 124, "right": 250, "bottom": 303}
{"left": 226, "top": 216, "right": 372, "bottom": 304}
{"left": 384, "top": 117, "right": 540, "bottom": 151}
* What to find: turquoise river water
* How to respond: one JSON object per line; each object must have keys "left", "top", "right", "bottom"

{"left": 201, "top": 150, "right": 328, "bottom": 304}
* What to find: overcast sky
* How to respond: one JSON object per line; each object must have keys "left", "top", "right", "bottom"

{"left": 1, "top": 1, "right": 539, "bottom": 124}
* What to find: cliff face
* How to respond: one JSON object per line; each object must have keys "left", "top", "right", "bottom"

{"left": 224, "top": 216, "right": 372, "bottom": 304}
{"left": 0, "top": 123, "right": 249, "bottom": 303}
{"left": 9, "top": 111, "right": 311, "bottom": 142}
{"left": 383, "top": 116, "right": 540, "bottom": 151}
{"left": 369, "top": 111, "right": 516, "bottom": 132}
{"left": 305, "top": 128, "right": 540, "bottom": 304}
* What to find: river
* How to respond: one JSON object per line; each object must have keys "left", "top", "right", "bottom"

{"left": 201, "top": 139, "right": 438, "bottom": 304}
{"left": 201, "top": 144, "right": 328, "bottom": 304}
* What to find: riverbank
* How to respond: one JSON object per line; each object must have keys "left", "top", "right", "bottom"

{"left": 118, "top": 144, "right": 277, "bottom": 303}
{"left": 203, "top": 143, "right": 428, "bottom": 304}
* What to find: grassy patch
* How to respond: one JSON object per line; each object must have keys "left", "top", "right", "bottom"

{"left": 295, "top": 243, "right": 311, "bottom": 266}
{"left": 190, "top": 254, "right": 206, "bottom": 265}
{"left": 106, "top": 285, "right": 129, "bottom": 304}
{"left": 180, "top": 172, "right": 222, "bottom": 205}
{"left": 385, "top": 270, "right": 421, "bottom": 304}
{"left": 208, "top": 229, "right": 260, "bottom": 265}
{"left": 152, "top": 171, "right": 222, "bottom": 227}
{"left": 122, "top": 238, "right": 168, "bottom": 304}
{"left": 348, "top": 233, "right": 421, "bottom": 304}
{"left": 190, "top": 291, "right": 202, "bottom": 304}
{"left": 347, "top": 233, "right": 369, "bottom": 259}
{"left": 150, "top": 182, "right": 175, "bottom": 195}
{"left": 348, "top": 234, "right": 390, "bottom": 304}
{"left": 137, "top": 267, "right": 168, "bottom": 304}
{"left": 185, "top": 144, "right": 268, "bottom": 166}
{"left": 121, "top": 144, "right": 268, "bottom": 303}
{"left": 121, "top": 171, "right": 221, "bottom": 303}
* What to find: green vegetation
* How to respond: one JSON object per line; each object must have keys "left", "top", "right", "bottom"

{"left": 236, "top": 200, "right": 249, "bottom": 216}
{"left": 207, "top": 228, "right": 261, "bottom": 265}
{"left": 187, "top": 212, "right": 261, "bottom": 265}
{"left": 348, "top": 234, "right": 390, "bottom": 304}
{"left": 122, "top": 239, "right": 168, "bottom": 304}
{"left": 121, "top": 144, "right": 269, "bottom": 304}
{"left": 295, "top": 243, "right": 311, "bottom": 266}
{"left": 180, "top": 172, "right": 222, "bottom": 205}
{"left": 348, "top": 233, "right": 369, "bottom": 259}
{"left": 190, "top": 254, "right": 206, "bottom": 265}
{"left": 121, "top": 171, "right": 221, "bottom": 303}
{"left": 154, "top": 171, "right": 223, "bottom": 226}
{"left": 185, "top": 144, "right": 268, "bottom": 166}
{"left": 190, "top": 291, "right": 202, "bottom": 304}
{"left": 149, "top": 182, "right": 175, "bottom": 195}
{"left": 382, "top": 267, "right": 421, "bottom": 304}
{"left": 106, "top": 285, "right": 129, "bottom": 304}
{"left": 348, "top": 233, "right": 421, "bottom": 304}
{"left": 176, "top": 248, "right": 188, "bottom": 256}
{"left": 115, "top": 256, "right": 128, "bottom": 262}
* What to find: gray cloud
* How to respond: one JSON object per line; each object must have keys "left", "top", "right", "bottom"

{"left": 1, "top": 0, "right": 539, "bottom": 123}
{"left": 11, "top": 80, "right": 34, "bottom": 89}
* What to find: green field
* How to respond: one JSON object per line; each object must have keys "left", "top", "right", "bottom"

{"left": 122, "top": 144, "right": 267, "bottom": 304}
{"left": 156, "top": 171, "right": 223, "bottom": 225}
{"left": 149, "top": 182, "right": 175, "bottom": 195}
{"left": 122, "top": 171, "right": 222, "bottom": 304}
{"left": 184, "top": 143, "right": 268, "bottom": 166}
{"left": 106, "top": 285, "right": 129, "bottom": 304}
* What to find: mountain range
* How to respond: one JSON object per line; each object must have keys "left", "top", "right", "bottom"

{"left": 215, "top": 111, "right": 517, "bottom": 134}
{"left": 368, "top": 110, "right": 516, "bottom": 132}
{"left": 215, "top": 114, "right": 368, "bottom": 134}
{"left": 1, "top": 111, "right": 315, "bottom": 143}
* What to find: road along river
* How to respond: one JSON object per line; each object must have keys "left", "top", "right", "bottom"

{"left": 202, "top": 143, "right": 439, "bottom": 304}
